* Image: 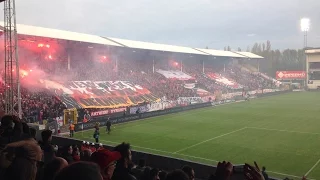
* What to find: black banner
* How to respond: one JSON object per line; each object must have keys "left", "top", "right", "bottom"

{"left": 75, "top": 102, "right": 212, "bottom": 131}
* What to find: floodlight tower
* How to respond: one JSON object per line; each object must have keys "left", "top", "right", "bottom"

{"left": 300, "top": 18, "right": 310, "bottom": 88}
{"left": 3, "top": 0, "right": 22, "bottom": 118}
{"left": 300, "top": 18, "right": 310, "bottom": 48}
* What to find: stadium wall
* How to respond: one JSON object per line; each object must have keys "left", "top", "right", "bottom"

{"left": 74, "top": 102, "right": 212, "bottom": 131}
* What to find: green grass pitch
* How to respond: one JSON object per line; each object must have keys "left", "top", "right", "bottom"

{"left": 74, "top": 92, "right": 320, "bottom": 179}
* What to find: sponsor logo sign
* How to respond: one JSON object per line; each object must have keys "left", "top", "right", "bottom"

{"left": 276, "top": 71, "right": 306, "bottom": 80}
{"left": 91, "top": 108, "right": 126, "bottom": 117}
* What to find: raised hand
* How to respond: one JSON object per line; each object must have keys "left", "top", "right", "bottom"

{"left": 214, "top": 161, "right": 233, "bottom": 180}
{"left": 244, "top": 161, "right": 265, "bottom": 180}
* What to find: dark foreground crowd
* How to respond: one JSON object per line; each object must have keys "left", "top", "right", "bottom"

{"left": 0, "top": 115, "right": 307, "bottom": 180}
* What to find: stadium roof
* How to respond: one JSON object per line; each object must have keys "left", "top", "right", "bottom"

{"left": 0, "top": 21, "right": 122, "bottom": 47}
{"left": 105, "top": 37, "right": 208, "bottom": 55}
{"left": 305, "top": 48, "right": 320, "bottom": 54}
{"left": 233, "top": 51, "right": 264, "bottom": 59}
{"left": 194, "top": 48, "right": 245, "bottom": 58}
{"left": 0, "top": 22, "right": 263, "bottom": 59}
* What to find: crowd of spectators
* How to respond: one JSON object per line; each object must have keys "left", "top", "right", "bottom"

{"left": 0, "top": 115, "right": 276, "bottom": 180}
{"left": 0, "top": 85, "right": 66, "bottom": 123}
{"left": 220, "top": 64, "right": 276, "bottom": 90}
{"left": 0, "top": 59, "right": 277, "bottom": 124}
{"left": 21, "top": 91, "right": 66, "bottom": 123}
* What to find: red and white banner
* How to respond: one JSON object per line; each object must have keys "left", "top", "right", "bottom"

{"left": 91, "top": 107, "right": 126, "bottom": 117}
{"left": 184, "top": 83, "right": 196, "bottom": 89}
{"left": 276, "top": 71, "right": 306, "bottom": 80}
{"left": 206, "top": 73, "right": 243, "bottom": 89}
{"left": 156, "top": 69, "right": 194, "bottom": 80}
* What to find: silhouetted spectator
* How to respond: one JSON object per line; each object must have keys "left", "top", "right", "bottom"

{"left": 39, "top": 130, "right": 55, "bottom": 164}
{"left": 61, "top": 145, "right": 74, "bottom": 164}
{"left": 91, "top": 149, "right": 121, "bottom": 180}
{"left": 208, "top": 161, "right": 233, "bottom": 180}
{"left": 131, "top": 159, "right": 146, "bottom": 179}
{"left": 159, "top": 171, "right": 168, "bottom": 180}
{"left": 182, "top": 166, "right": 195, "bottom": 180}
{"left": 42, "top": 157, "right": 68, "bottom": 180}
{"left": 262, "top": 166, "right": 269, "bottom": 180}
{"left": 72, "top": 145, "right": 80, "bottom": 161}
{"left": 0, "top": 115, "right": 14, "bottom": 147}
{"left": 165, "top": 170, "right": 189, "bottom": 180}
{"left": 54, "top": 161, "right": 103, "bottom": 180}
{"left": 80, "top": 149, "right": 92, "bottom": 161}
{"left": 150, "top": 168, "right": 160, "bottom": 180}
{"left": 112, "top": 142, "right": 136, "bottom": 180}
{"left": 140, "top": 167, "right": 151, "bottom": 180}
{"left": 29, "top": 127, "right": 37, "bottom": 140}
{"left": 2, "top": 139, "right": 42, "bottom": 180}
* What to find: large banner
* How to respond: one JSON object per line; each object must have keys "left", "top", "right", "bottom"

{"left": 91, "top": 107, "right": 126, "bottom": 117}
{"left": 178, "top": 97, "right": 203, "bottom": 104}
{"left": 206, "top": 73, "right": 242, "bottom": 89}
{"left": 276, "top": 71, "right": 306, "bottom": 80}
{"left": 253, "top": 72, "right": 282, "bottom": 86}
{"left": 40, "top": 80, "right": 160, "bottom": 109}
{"left": 156, "top": 69, "right": 194, "bottom": 80}
{"left": 129, "top": 105, "right": 149, "bottom": 114}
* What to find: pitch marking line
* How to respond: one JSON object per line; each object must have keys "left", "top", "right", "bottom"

{"left": 305, "top": 158, "right": 320, "bottom": 177}
{"left": 173, "top": 127, "right": 247, "bottom": 154}
{"left": 247, "top": 127, "right": 320, "bottom": 135}
{"left": 80, "top": 136, "right": 308, "bottom": 180}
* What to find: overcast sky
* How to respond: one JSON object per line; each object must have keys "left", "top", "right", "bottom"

{"left": 7, "top": 0, "right": 320, "bottom": 50}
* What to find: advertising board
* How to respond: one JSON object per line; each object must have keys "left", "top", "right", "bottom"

{"left": 276, "top": 71, "right": 306, "bottom": 80}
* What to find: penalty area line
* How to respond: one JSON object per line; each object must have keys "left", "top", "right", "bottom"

{"left": 305, "top": 158, "right": 320, "bottom": 177}
{"left": 173, "top": 127, "right": 247, "bottom": 154}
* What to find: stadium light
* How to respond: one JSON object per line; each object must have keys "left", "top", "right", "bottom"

{"left": 300, "top": 18, "right": 310, "bottom": 48}
{"left": 300, "top": 18, "right": 310, "bottom": 32}
{"left": 300, "top": 18, "right": 310, "bottom": 88}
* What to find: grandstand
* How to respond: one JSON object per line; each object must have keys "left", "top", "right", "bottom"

{"left": 0, "top": 22, "right": 274, "bottom": 119}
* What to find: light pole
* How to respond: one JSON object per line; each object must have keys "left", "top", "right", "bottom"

{"left": 301, "top": 18, "right": 310, "bottom": 48}
{"left": 300, "top": 18, "right": 310, "bottom": 88}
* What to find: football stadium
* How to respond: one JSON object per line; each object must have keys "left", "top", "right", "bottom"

{"left": 1, "top": 3, "right": 320, "bottom": 180}
{"left": 73, "top": 92, "right": 320, "bottom": 179}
